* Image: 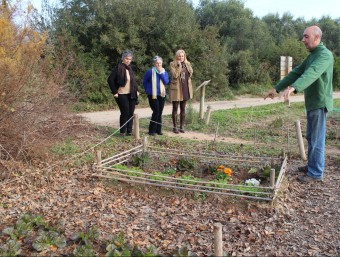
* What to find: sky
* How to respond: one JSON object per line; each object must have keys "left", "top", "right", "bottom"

{"left": 28, "top": 0, "right": 339, "bottom": 21}
{"left": 240, "top": 0, "right": 340, "bottom": 20}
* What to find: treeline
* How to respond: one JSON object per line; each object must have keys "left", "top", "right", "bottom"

{"left": 37, "top": 0, "right": 340, "bottom": 104}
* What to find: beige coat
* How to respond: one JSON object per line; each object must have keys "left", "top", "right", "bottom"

{"left": 169, "top": 61, "right": 193, "bottom": 101}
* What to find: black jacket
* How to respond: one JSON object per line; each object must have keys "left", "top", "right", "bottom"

{"left": 107, "top": 61, "right": 138, "bottom": 99}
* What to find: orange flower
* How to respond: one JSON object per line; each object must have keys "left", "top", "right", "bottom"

{"left": 224, "top": 168, "right": 232, "bottom": 176}
{"left": 217, "top": 165, "right": 224, "bottom": 172}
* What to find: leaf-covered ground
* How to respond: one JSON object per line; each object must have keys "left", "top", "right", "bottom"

{"left": 0, "top": 144, "right": 339, "bottom": 256}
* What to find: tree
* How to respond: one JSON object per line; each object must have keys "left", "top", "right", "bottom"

{"left": 0, "top": 2, "right": 61, "bottom": 159}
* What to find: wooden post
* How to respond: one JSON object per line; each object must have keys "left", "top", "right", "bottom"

{"left": 199, "top": 86, "right": 205, "bottom": 120}
{"left": 214, "top": 223, "right": 223, "bottom": 257}
{"left": 280, "top": 56, "right": 292, "bottom": 80}
{"left": 280, "top": 56, "right": 293, "bottom": 106}
{"left": 95, "top": 150, "right": 102, "bottom": 172}
{"left": 195, "top": 80, "right": 211, "bottom": 120}
{"left": 295, "top": 120, "right": 307, "bottom": 161}
{"left": 143, "top": 136, "right": 148, "bottom": 153}
{"left": 133, "top": 113, "right": 140, "bottom": 140}
{"left": 214, "top": 121, "right": 219, "bottom": 142}
{"left": 205, "top": 105, "right": 212, "bottom": 125}
{"left": 270, "top": 168, "right": 275, "bottom": 188}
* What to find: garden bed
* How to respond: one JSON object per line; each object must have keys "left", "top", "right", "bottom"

{"left": 94, "top": 139, "right": 288, "bottom": 201}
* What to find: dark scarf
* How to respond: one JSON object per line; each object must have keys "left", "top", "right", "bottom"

{"left": 116, "top": 61, "right": 138, "bottom": 99}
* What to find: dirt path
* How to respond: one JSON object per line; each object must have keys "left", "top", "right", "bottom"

{"left": 79, "top": 92, "right": 340, "bottom": 128}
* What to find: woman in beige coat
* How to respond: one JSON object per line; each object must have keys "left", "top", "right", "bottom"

{"left": 169, "top": 49, "right": 193, "bottom": 133}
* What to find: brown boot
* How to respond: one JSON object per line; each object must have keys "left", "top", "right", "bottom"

{"left": 172, "top": 114, "right": 178, "bottom": 133}
{"left": 179, "top": 113, "right": 185, "bottom": 133}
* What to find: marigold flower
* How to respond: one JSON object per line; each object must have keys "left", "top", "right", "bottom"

{"left": 224, "top": 168, "right": 232, "bottom": 176}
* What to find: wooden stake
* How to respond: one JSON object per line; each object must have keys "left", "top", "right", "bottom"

{"left": 133, "top": 113, "right": 140, "bottom": 140}
{"left": 205, "top": 105, "right": 212, "bottom": 125}
{"left": 295, "top": 120, "right": 307, "bottom": 161}
{"left": 143, "top": 136, "right": 148, "bottom": 153}
{"left": 214, "top": 223, "right": 223, "bottom": 257}
{"left": 270, "top": 168, "right": 275, "bottom": 188}
{"left": 196, "top": 80, "right": 211, "bottom": 120}
{"left": 95, "top": 150, "right": 102, "bottom": 172}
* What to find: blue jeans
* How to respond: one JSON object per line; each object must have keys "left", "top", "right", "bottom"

{"left": 306, "top": 108, "right": 327, "bottom": 179}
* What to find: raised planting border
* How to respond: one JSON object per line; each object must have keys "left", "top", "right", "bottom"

{"left": 93, "top": 138, "right": 288, "bottom": 202}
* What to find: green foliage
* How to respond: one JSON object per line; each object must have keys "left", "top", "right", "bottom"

{"left": 163, "top": 167, "right": 177, "bottom": 176}
{"left": 233, "top": 185, "right": 263, "bottom": 195}
{"left": 171, "top": 245, "right": 196, "bottom": 257}
{"left": 334, "top": 57, "right": 340, "bottom": 89}
{"left": 1, "top": 213, "right": 66, "bottom": 256}
{"left": 2, "top": 213, "right": 48, "bottom": 240}
{"left": 32, "top": 0, "right": 340, "bottom": 106}
{"left": 71, "top": 227, "right": 99, "bottom": 257}
{"left": 131, "top": 152, "right": 151, "bottom": 167}
{"left": 150, "top": 171, "right": 167, "bottom": 181}
{"left": 0, "top": 239, "right": 21, "bottom": 256}
{"left": 185, "top": 102, "right": 200, "bottom": 125}
{"left": 106, "top": 232, "right": 159, "bottom": 257}
{"left": 32, "top": 230, "right": 67, "bottom": 252}
{"left": 73, "top": 244, "right": 97, "bottom": 257}
{"left": 177, "top": 157, "right": 195, "bottom": 171}
{"left": 179, "top": 174, "right": 202, "bottom": 185}
{"left": 113, "top": 163, "right": 144, "bottom": 177}
{"left": 50, "top": 138, "right": 80, "bottom": 157}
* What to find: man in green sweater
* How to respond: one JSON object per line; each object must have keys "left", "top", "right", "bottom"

{"left": 264, "top": 25, "right": 334, "bottom": 183}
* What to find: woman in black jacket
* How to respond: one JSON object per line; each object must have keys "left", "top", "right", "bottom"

{"left": 107, "top": 50, "right": 139, "bottom": 136}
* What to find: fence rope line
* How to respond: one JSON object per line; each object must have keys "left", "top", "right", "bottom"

{"left": 46, "top": 116, "right": 135, "bottom": 169}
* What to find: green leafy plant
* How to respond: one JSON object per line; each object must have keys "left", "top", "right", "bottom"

{"left": 150, "top": 171, "right": 167, "bottom": 181}
{"left": 179, "top": 175, "right": 201, "bottom": 185}
{"left": 177, "top": 157, "right": 195, "bottom": 171}
{"left": 2, "top": 213, "right": 47, "bottom": 240}
{"left": 171, "top": 245, "right": 197, "bottom": 257}
{"left": 71, "top": 227, "right": 99, "bottom": 257}
{"left": 163, "top": 167, "right": 177, "bottom": 176}
{"left": 0, "top": 240, "right": 22, "bottom": 256}
{"left": 131, "top": 152, "right": 151, "bottom": 168}
{"left": 73, "top": 244, "right": 97, "bottom": 257}
{"left": 32, "top": 230, "right": 66, "bottom": 252}
{"left": 112, "top": 164, "right": 143, "bottom": 177}
{"left": 214, "top": 165, "right": 232, "bottom": 181}
{"left": 105, "top": 232, "right": 131, "bottom": 257}
{"left": 50, "top": 138, "right": 80, "bottom": 157}
{"left": 106, "top": 232, "right": 159, "bottom": 257}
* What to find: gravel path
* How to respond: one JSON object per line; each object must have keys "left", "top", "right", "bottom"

{"left": 79, "top": 92, "right": 340, "bottom": 127}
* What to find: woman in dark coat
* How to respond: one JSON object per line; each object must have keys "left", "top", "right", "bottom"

{"left": 107, "top": 50, "right": 139, "bottom": 136}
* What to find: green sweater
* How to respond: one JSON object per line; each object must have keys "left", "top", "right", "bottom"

{"left": 275, "top": 42, "right": 334, "bottom": 112}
